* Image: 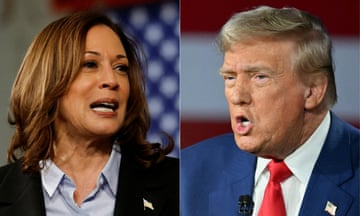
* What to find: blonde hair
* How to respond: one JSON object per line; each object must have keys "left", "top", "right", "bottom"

{"left": 217, "top": 6, "right": 337, "bottom": 107}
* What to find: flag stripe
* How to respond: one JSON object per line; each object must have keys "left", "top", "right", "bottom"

{"left": 181, "top": 0, "right": 359, "bottom": 36}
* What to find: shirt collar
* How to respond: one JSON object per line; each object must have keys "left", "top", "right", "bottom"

{"left": 101, "top": 144, "right": 121, "bottom": 196}
{"left": 40, "top": 159, "right": 64, "bottom": 198}
{"left": 255, "top": 111, "right": 331, "bottom": 185}
{"left": 41, "top": 144, "right": 121, "bottom": 198}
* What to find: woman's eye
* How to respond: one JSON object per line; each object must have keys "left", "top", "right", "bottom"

{"left": 114, "top": 64, "right": 129, "bottom": 73}
{"left": 82, "top": 61, "right": 97, "bottom": 68}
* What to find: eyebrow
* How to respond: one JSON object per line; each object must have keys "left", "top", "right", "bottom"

{"left": 84, "top": 51, "right": 127, "bottom": 59}
{"left": 219, "top": 68, "right": 233, "bottom": 75}
{"left": 219, "top": 65, "right": 274, "bottom": 75}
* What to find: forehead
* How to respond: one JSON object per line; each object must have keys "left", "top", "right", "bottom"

{"left": 85, "top": 24, "right": 125, "bottom": 53}
{"left": 222, "top": 39, "right": 296, "bottom": 72}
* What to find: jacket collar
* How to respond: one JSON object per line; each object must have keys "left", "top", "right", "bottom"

{"left": 114, "top": 154, "right": 178, "bottom": 216}
{"left": 113, "top": 154, "right": 144, "bottom": 215}
{"left": 299, "top": 113, "right": 357, "bottom": 215}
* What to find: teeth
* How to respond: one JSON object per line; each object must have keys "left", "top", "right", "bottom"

{"left": 101, "top": 102, "right": 115, "bottom": 108}
{"left": 241, "top": 120, "right": 250, "bottom": 127}
{"left": 90, "top": 102, "right": 116, "bottom": 112}
{"left": 92, "top": 107, "right": 114, "bottom": 112}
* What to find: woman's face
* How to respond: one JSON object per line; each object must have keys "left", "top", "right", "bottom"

{"left": 55, "top": 25, "right": 130, "bottom": 142}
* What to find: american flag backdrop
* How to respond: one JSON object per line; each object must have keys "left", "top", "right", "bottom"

{"left": 106, "top": 2, "right": 180, "bottom": 157}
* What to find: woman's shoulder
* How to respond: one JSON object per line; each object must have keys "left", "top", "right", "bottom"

{"left": 0, "top": 160, "right": 22, "bottom": 180}
{"left": 162, "top": 156, "right": 179, "bottom": 166}
{"left": 0, "top": 160, "right": 41, "bottom": 183}
{"left": 158, "top": 156, "right": 179, "bottom": 171}
{"left": 142, "top": 156, "right": 179, "bottom": 181}
{"left": 0, "top": 160, "right": 31, "bottom": 194}
{"left": 150, "top": 156, "right": 179, "bottom": 173}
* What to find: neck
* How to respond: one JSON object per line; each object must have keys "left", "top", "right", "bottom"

{"left": 51, "top": 131, "right": 114, "bottom": 205}
{"left": 300, "top": 109, "right": 328, "bottom": 144}
{"left": 53, "top": 136, "right": 113, "bottom": 174}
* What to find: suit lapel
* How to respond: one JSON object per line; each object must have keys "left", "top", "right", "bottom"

{"left": 114, "top": 155, "right": 144, "bottom": 216}
{"left": 299, "top": 114, "right": 355, "bottom": 216}
{"left": 114, "top": 155, "right": 179, "bottom": 216}
{"left": 0, "top": 161, "right": 45, "bottom": 216}
{"left": 209, "top": 142, "right": 256, "bottom": 216}
{"left": 300, "top": 174, "right": 353, "bottom": 216}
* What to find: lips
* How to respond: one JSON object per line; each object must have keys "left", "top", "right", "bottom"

{"left": 90, "top": 99, "right": 119, "bottom": 113}
{"left": 235, "top": 114, "right": 253, "bottom": 135}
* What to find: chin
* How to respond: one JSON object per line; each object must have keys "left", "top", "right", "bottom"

{"left": 91, "top": 126, "right": 120, "bottom": 136}
{"left": 234, "top": 135, "right": 260, "bottom": 153}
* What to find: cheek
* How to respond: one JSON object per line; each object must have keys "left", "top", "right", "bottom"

{"left": 58, "top": 94, "right": 83, "bottom": 121}
{"left": 59, "top": 92, "right": 75, "bottom": 112}
{"left": 253, "top": 87, "right": 304, "bottom": 121}
{"left": 120, "top": 77, "right": 130, "bottom": 98}
{"left": 118, "top": 78, "right": 130, "bottom": 117}
{"left": 62, "top": 87, "right": 88, "bottom": 111}
{"left": 55, "top": 98, "right": 76, "bottom": 131}
{"left": 226, "top": 96, "right": 237, "bottom": 117}
{"left": 225, "top": 88, "right": 235, "bottom": 106}
{"left": 124, "top": 83, "right": 130, "bottom": 100}
{"left": 255, "top": 96, "right": 306, "bottom": 138}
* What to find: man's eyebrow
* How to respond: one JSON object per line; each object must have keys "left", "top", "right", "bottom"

{"left": 243, "top": 65, "right": 272, "bottom": 72}
{"left": 84, "top": 51, "right": 127, "bottom": 59}
{"left": 219, "top": 67, "right": 234, "bottom": 75}
{"left": 219, "top": 65, "right": 274, "bottom": 75}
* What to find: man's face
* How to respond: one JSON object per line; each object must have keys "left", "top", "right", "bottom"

{"left": 220, "top": 39, "right": 310, "bottom": 159}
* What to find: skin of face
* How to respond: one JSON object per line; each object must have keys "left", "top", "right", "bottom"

{"left": 55, "top": 25, "right": 130, "bottom": 144}
{"left": 220, "top": 39, "right": 317, "bottom": 160}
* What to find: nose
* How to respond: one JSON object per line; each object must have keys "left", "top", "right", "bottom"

{"left": 227, "top": 78, "right": 251, "bottom": 106}
{"left": 99, "top": 65, "right": 119, "bottom": 90}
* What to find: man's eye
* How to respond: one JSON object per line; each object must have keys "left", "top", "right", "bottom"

{"left": 114, "top": 64, "right": 129, "bottom": 73}
{"left": 255, "top": 74, "right": 267, "bottom": 79}
{"left": 224, "top": 75, "right": 235, "bottom": 80}
{"left": 83, "top": 61, "right": 97, "bottom": 68}
{"left": 253, "top": 73, "right": 269, "bottom": 81}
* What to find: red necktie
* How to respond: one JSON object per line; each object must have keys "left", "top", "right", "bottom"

{"left": 258, "top": 160, "right": 292, "bottom": 216}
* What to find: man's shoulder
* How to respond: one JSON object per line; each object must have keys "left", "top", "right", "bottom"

{"left": 180, "top": 133, "right": 256, "bottom": 216}
{"left": 330, "top": 113, "right": 360, "bottom": 144}
{"left": 181, "top": 133, "right": 253, "bottom": 172}
{"left": 182, "top": 133, "right": 236, "bottom": 155}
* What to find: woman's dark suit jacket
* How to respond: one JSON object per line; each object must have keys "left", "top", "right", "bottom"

{"left": 0, "top": 155, "right": 179, "bottom": 216}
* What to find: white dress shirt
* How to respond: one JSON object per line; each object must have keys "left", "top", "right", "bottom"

{"left": 253, "top": 111, "right": 330, "bottom": 216}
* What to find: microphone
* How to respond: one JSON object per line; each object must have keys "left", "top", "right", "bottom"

{"left": 238, "top": 195, "right": 254, "bottom": 216}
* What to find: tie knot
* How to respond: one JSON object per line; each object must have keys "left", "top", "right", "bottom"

{"left": 268, "top": 160, "right": 292, "bottom": 183}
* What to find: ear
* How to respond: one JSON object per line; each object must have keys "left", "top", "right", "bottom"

{"left": 304, "top": 73, "right": 328, "bottom": 110}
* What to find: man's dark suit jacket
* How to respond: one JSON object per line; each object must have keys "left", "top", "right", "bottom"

{"left": 181, "top": 113, "right": 359, "bottom": 216}
{"left": 0, "top": 154, "right": 179, "bottom": 216}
